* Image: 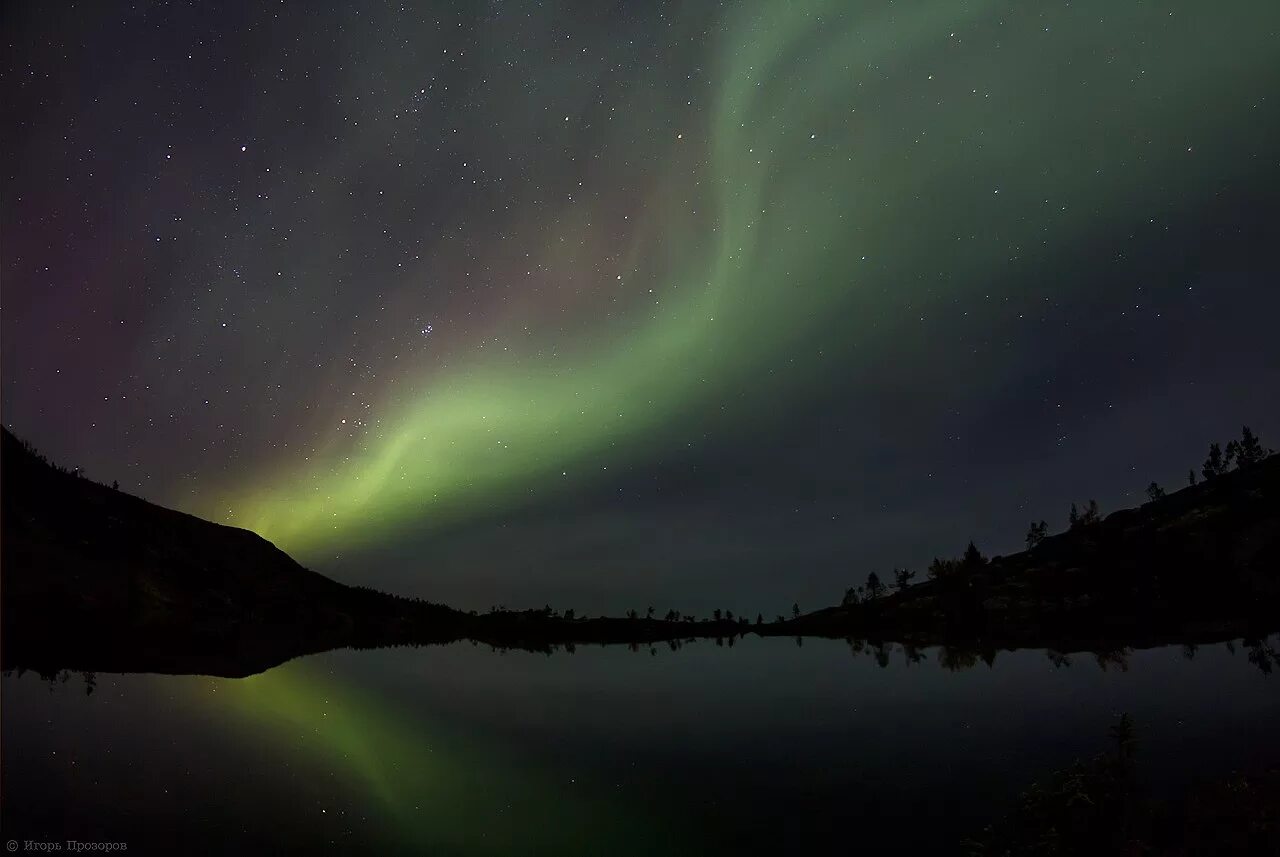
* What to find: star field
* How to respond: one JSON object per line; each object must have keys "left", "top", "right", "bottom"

{"left": 4, "top": 0, "right": 1279, "bottom": 611}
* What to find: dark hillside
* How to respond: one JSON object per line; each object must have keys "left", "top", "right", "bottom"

{"left": 777, "top": 452, "right": 1280, "bottom": 647}
{"left": 0, "top": 427, "right": 462, "bottom": 675}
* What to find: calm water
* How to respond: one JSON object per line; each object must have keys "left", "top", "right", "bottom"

{"left": 4, "top": 637, "right": 1278, "bottom": 855}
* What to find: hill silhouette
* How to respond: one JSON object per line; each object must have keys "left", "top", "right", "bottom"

{"left": 4, "top": 425, "right": 1278, "bottom": 676}
{"left": 0, "top": 427, "right": 743, "bottom": 675}
{"left": 776, "top": 445, "right": 1280, "bottom": 650}
{"left": 0, "top": 427, "right": 473, "bottom": 675}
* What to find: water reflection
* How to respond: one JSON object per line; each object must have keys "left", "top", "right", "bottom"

{"left": 831, "top": 636, "right": 1280, "bottom": 676}
{"left": 4, "top": 635, "right": 1279, "bottom": 855}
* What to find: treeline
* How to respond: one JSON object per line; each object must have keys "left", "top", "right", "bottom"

{"left": 474, "top": 603, "right": 759, "bottom": 627}
{"left": 1194, "top": 424, "right": 1268, "bottom": 481}
{"left": 345, "top": 584, "right": 454, "bottom": 614}
{"left": 11, "top": 433, "right": 121, "bottom": 490}
{"left": 835, "top": 424, "right": 1274, "bottom": 610}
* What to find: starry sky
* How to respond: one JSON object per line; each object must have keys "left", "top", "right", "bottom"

{"left": 4, "top": 0, "right": 1279, "bottom": 615}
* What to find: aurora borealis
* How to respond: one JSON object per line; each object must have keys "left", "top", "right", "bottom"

{"left": 5, "top": 0, "right": 1280, "bottom": 611}
{"left": 5, "top": 5, "right": 1280, "bottom": 852}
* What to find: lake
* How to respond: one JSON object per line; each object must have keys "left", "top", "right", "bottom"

{"left": 4, "top": 636, "right": 1277, "bottom": 855}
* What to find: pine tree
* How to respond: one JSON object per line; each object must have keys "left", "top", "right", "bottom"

{"left": 1146, "top": 482, "right": 1165, "bottom": 503}
{"left": 1188, "top": 469, "right": 1197, "bottom": 487}
{"left": 1237, "top": 425, "right": 1265, "bottom": 468}
{"left": 1025, "top": 520, "right": 1048, "bottom": 549}
{"left": 1069, "top": 502, "right": 1080, "bottom": 529}
{"left": 928, "top": 556, "right": 960, "bottom": 580}
{"left": 1203, "top": 442, "right": 1225, "bottom": 480}
{"left": 866, "top": 571, "right": 884, "bottom": 599}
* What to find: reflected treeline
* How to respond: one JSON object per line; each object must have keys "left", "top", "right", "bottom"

{"left": 835, "top": 636, "right": 1280, "bottom": 676}
{"left": 10, "top": 630, "right": 1279, "bottom": 680}
{"left": 2, "top": 668, "right": 97, "bottom": 694}
{"left": 1244, "top": 638, "right": 1280, "bottom": 674}
{"left": 299, "top": 627, "right": 753, "bottom": 659}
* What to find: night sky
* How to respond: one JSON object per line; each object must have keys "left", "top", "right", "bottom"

{"left": 4, "top": 0, "right": 1279, "bottom": 615}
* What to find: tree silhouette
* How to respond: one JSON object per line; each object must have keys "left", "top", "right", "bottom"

{"left": 927, "top": 556, "right": 960, "bottom": 580}
{"left": 1203, "top": 442, "right": 1226, "bottom": 480}
{"left": 893, "top": 567, "right": 916, "bottom": 591}
{"left": 939, "top": 646, "right": 980, "bottom": 671}
{"left": 1145, "top": 482, "right": 1165, "bottom": 503}
{"left": 1188, "top": 468, "right": 1196, "bottom": 487}
{"left": 1225, "top": 439, "right": 1240, "bottom": 470}
{"left": 792, "top": 603, "right": 801, "bottom": 619}
{"left": 1246, "top": 639, "right": 1279, "bottom": 674}
{"left": 564, "top": 608, "right": 575, "bottom": 621}
{"left": 865, "top": 571, "right": 884, "bottom": 599}
{"left": 1074, "top": 499, "right": 1100, "bottom": 526}
{"left": 725, "top": 610, "right": 733, "bottom": 622}
{"left": 756, "top": 613, "right": 763, "bottom": 625}
{"left": 626, "top": 609, "right": 638, "bottom": 620}
{"left": 841, "top": 586, "right": 859, "bottom": 607}
{"left": 962, "top": 540, "right": 986, "bottom": 570}
{"left": 1069, "top": 502, "right": 1081, "bottom": 529}
{"left": 646, "top": 606, "right": 654, "bottom": 619}
{"left": 1109, "top": 713, "right": 1137, "bottom": 765}
{"left": 1236, "top": 425, "right": 1265, "bottom": 468}
{"left": 1025, "top": 520, "right": 1048, "bottom": 549}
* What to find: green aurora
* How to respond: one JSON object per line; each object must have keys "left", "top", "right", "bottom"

{"left": 4, "top": 4, "right": 1279, "bottom": 853}
{"left": 215, "top": 658, "right": 683, "bottom": 853}
{"left": 210, "top": 0, "right": 1278, "bottom": 560}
